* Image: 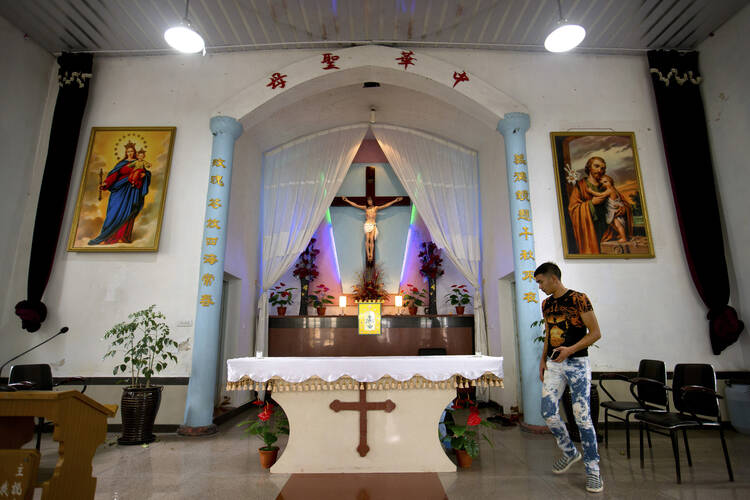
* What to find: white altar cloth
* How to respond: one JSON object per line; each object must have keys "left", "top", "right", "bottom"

{"left": 227, "top": 355, "right": 503, "bottom": 385}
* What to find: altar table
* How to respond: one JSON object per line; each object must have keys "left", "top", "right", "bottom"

{"left": 227, "top": 355, "right": 503, "bottom": 473}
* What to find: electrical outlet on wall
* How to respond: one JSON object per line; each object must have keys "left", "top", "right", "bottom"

{"left": 176, "top": 319, "right": 193, "bottom": 327}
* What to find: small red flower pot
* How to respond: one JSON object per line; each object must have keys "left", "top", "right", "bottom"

{"left": 317, "top": 307, "right": 326, "bottom": 316}
{"left": 276, "top": 306, "right": 287, "bottom": 316}
{"left": 455, "top": 306, "right": 465, "bottom": 315}
{"left": 408, "top": 306, "right": 418, "bottom": 316}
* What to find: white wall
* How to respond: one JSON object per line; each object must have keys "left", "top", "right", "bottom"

{"left": 699, "top": 3, "right": 750, "bottom": 364}
{"left": 3, "top": 40, "right": 747, "bottom": 421}
{"left": 0, "top": 16, "right": 54, "bottom": 325}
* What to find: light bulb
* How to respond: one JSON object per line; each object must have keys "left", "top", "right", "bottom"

{"left": 164, "top": 24, "right": 205, "bottom": 54}
{"left": 544, "top": 23, "right": 586, "bottom": 53}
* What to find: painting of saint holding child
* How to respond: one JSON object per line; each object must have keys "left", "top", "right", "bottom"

{"left": 550, "top": 132, "right": 654, "bottom": 259}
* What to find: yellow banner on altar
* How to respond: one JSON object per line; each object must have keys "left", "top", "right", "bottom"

{"left": 357, "top": 301, "right": 382, "bottom": 335}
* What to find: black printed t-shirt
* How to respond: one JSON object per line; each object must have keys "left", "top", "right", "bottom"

{"left": 542, "top": 289, "right": 593, "bottom": 358}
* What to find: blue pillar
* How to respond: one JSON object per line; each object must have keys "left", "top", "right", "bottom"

{"left": 497, "top": 112, "right": 543, "bottom": 427}
{"left": 180, "top": 116, "right": 243, "bottom": 434}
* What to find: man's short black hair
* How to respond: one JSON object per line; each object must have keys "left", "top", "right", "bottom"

{"left": 534, "top": 262, "right": 561, "bottom": 279}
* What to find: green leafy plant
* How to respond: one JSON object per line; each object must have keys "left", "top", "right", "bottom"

{"left": 103, "top": 305, "right": 179, "bottom": 388}
{"left": 269, "top": 283, "right": 296, "bottom": 307}
{"left": 309, "top": 283, "right": 335, "bottom": 308}
{"left": 400, "top": 284, "right": 426, "bottom": 308}
{"left": 441, "top": 397, "right": 494, "bottom": 458}
{"left": 445, "top": 284, "right": 472, "bottom": 306}
{"left": 238, "top": 400, "right": 290, "bottom": 450}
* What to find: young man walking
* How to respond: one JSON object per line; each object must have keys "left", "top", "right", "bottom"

{"left": 535, "top": 262, "right": 603, "bottom": 493}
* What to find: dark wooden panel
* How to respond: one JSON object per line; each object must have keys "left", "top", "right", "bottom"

{"left": 268, "top": 315, "right": 474, "bottom": 357}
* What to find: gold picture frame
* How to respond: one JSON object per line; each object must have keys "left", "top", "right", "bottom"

{"left": 68, "top": 127, "right": 176, "bottom": 252}
{"left": 550, "top": 132, "right": 654, "bottom": 259}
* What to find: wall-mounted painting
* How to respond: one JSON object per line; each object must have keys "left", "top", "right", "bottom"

{"left": 550, "top": 132, "right": 654, "bottom": 259}
{"left": 68, "top": 127, "right": 176, "bottom": 252}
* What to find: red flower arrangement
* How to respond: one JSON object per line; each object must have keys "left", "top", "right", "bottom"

{"left": 352, "top": 265, "right": 389, "bottom": 302}
{"left": 445, "top": 284, "right": 472, "bottom": 306}
{"left": 309, "top": 283, "right": 335, "bottom": 308}
{"left": 269, "top": 282, "right": 295, "bottom": 306}
{"left": 442, "top": 397, "right": 494, "bottom": 458}
{"left": 293, "top": 238, "right": 320, "bottom": 281}
{"left": 238, "top": 400, "right": 289, "bottom": 450}
{"left": 400, "top": 283, "right": 426, "bottom": 308}
{"left": 418, "top": 241, "right": 444, "bottom": 280}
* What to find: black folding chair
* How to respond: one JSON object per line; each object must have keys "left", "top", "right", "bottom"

{"left": 599, "top": 359, "right": 668, "bottom": 458}
{"left": 8, "top": 364, "right": 87, "bottom": 450}
{"left": 633, "top": 363, "right": 733, "bottom": 484}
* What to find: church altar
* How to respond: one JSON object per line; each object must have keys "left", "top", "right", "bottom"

{"left": 268, "top": 314, "right": 475, "bottom": 356}
{"left": 227, "top": 355, "right": 503, "bottom": 473}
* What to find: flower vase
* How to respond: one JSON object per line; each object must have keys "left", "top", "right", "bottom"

{"left": 455, "top": 306, "right": 465, "bottom": 315}
{"left": 408, "top": 306, "right": 418, "bottom": 316}
{"left": 455, "top": 449, "right": 473, "bottom": 468}
{"left": 427, "top": 277, "right": 437, "bottom": 315}
{"left": 317, "top": 307, "right": 326, "bottom": 316}
{"left": 276, "top": 306, "right": 287, "bottom": 316}
{"left": 259, "top": 446, "right": 279, "bottom": 469}
{"left": 298, "top": 279, "right": 309, "bottom": 316}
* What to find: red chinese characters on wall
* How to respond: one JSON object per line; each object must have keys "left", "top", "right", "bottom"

{"left": 267, "top": 72, "right": 287, "bottom": 90}
{"left": 321, "top": 53, "right": 340, "bottom": 70}
{"left": 396, "top": 50, "right": 416, "bottom": 70}
{"left": 452, "top": 71, "right": 469, "bottom": 88}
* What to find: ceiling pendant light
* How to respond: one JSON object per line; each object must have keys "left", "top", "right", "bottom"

{"left": 544, "top": 0, "right": 586, "bottom": 53}
{"left": 164, "top": 0, "right": 205, "bottom": 54}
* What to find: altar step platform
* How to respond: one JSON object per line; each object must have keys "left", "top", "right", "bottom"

{"left": 227, "top": 355, "right": 503, "bottom": 474}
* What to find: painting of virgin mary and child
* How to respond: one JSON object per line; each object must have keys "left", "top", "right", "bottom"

{"left": 68, "top": 127, "right": 176, "bottom": 252}
{"left": 550, "top": 132, "right": 654, "bottom": 259}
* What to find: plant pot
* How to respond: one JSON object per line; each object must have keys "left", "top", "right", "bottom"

{"left": 276, "top": 306, "right": 287, "bottom": 316}
{"left": 408, "top": 306, "right": 418, "bottom": 316}
{"left": 259, "top": 446, "right": 279, "bottom": 469}
{"left": 118, "top": 386, "right": 163, "bottom": 445}
{"left": 455, "top": 449, "right": 473, "bottom": 468}
{"left": 455, "top": 306, "right": 465, "bottom": 315}
{"left": 317, "top": 307, "right": 326, "bottom": 316}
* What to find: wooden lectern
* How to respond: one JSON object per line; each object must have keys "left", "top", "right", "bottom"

{"left": 0, "top": 390, "right": 116, "bottom": 500}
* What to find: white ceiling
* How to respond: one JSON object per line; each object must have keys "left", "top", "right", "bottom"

{"left": 244, "top": 82, "right": 495, "bottom": 153}
{"left": 1, "top": 0, "right": 748, "bottom": 56}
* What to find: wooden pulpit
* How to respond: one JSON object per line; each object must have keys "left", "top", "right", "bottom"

{"left": 0, "top": 390, "right": 116, "bottom": 500}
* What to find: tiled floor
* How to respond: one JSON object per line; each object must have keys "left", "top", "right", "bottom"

{"left": 32, "top": 409, "right": 750, "bottom": 499}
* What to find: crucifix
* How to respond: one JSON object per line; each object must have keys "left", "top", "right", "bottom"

{"left": 330, "top": 166, "right": 411, "bottom": 266}
{"left": 329, "top": 388, "right": 396, "bottom": 457}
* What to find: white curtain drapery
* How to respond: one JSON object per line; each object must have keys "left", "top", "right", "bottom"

{"left": 254, "top": 124, "right": 368, "bottom": 356}
{"left": 372, "top": 124, "right": 488, "bottom": 354}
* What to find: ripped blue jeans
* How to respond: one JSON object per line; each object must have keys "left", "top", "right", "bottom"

{"left": 541, "top": 357, "right": 599, "bottom": 474}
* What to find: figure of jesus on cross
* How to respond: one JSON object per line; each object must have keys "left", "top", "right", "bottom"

{"left": 332, "top": 166, "right": 410, "bottom": 266}
{"left": 341, "top": 195, "right": 403, "bottom": 264}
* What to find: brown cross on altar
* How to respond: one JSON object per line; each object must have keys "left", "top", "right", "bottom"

{"left": 330, "top": 166, "right": 411, "bottom": 209}
{"left": 329, "top": 388, "right": 396, "bottom": 457}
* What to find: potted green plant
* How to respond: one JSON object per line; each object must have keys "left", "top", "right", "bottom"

{"left": 400, "top": 284, "right": 426, "bottom": 315}
{"left": 445, "top": 284, "right": 472, "bottom": 315}
{"left": 441, "top": 397, "right": 494, "bottom": 468}
{"left": 269, "top": 283, "right": 295, "bottom": 316}
{"left": 238, "top": 400, "right": 290, "bottom": 469}
{"left": 103, "top": 305, "right": 179, "bottom": 445}
{"left": 309, "top": 283, "right": 335, "bottom": 316}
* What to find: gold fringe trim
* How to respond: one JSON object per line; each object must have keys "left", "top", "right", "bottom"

{"left": 225, "top": 372, "right": 504, "bottom": 392}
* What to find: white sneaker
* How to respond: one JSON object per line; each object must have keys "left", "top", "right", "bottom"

{"left": 551, "top": 451, "right": 581, "bottom": 474}
{"left": 586, "top": 472, "right": 604, "bottom": 493}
